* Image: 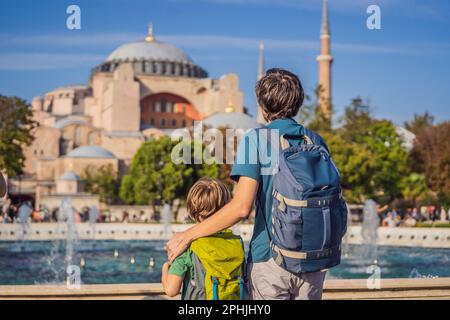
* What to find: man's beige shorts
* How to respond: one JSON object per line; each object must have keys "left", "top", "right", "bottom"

{"left": 246, "top": 258, "right": 326, "bottom": 300}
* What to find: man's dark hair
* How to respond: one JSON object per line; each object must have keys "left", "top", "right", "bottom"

{"left": 255, "top": 68, "right": 304, "bottom": 122}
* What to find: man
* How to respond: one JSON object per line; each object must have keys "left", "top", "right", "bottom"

{"left": 167, "top": 68, "right": 330, "bottom": 300}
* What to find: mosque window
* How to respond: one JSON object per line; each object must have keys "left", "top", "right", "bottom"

{"left": 74, "top": 127, "right": 82, "bottom": 146}
{"left": 161, "top": 97, "right": 167, "bottom": 113}
{"left": 88, "top": 132, "right": 96, "bottom": 145}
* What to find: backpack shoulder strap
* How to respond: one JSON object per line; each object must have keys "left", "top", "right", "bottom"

{"left": 183, "top": 251, "right": 207, "bottom": 300}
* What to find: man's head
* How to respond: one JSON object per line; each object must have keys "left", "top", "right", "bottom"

{"left": 186, "top": 178, "right": 231, "bottom": 223}
{"left": 255, "top": 68, "right": 304, "bottom": 122}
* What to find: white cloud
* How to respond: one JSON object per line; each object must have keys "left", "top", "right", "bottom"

{"left": 0, "top": 33, "right": 418, "bottom": 55}
{"left": 0, "top": 53, "right": 103, "bottom": 70}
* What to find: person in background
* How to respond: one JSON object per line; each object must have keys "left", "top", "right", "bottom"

{"left": 412, "top": 208, "right": 420, "bottom": 221}
{"left": 404, "top": 214, "right": 417, "bottom": 227}
{"left": 122, "top": 211, "right": 130, "bottom": 223}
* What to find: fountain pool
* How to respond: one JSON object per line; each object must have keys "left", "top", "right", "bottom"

{"left": 1, "top": 240, "right": 450, "bottom": 285}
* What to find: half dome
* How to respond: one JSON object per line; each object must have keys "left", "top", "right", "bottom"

{"left": 67, "top": 146, "right": 116, "bottom": 159}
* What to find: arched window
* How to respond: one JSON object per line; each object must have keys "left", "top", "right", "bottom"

{"left": 161, "top": 97, "right": 167, "bottom": 113}
{"left": 171, "top": 119, "right": 177, "bottom": 127}
{"left": 88, "top": 131, "right": 96, "bottom": 145}
{"left": 74, "top": 127, "right": 82, "bottom": 146}
{"left": 161, "top": 119, "right": 166, "bottom": 127}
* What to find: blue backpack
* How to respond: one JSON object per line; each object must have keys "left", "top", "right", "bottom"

{"left": 270, "top": 130, "right": 348, "bottom": 273}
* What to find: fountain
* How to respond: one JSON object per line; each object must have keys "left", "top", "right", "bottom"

{"left": 57, "top": 197, "right": 78, "bottom": 266}
{"left": 17, "top": 202, "right": 32, "bottom": 248}
{"left": 360, "top": 199, "right": 380, "bottom": 264}
{"left": 148, "top": 257, "right": 155, "bottom": 269}
{"left": 341, "top": 204, "right": 352, "bottom": 258}
{"left": 161, "top": 203, "right": 173, "bottom": 239}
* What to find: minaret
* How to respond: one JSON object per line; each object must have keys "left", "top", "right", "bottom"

{"left": 257, "top": 41, "right": 266, "bottom": 124}
{"left": 316, "top": 0, "right": 333, "bottom": 121}
{"left": 145, "top": 22, "right": 155, "bottom": 42}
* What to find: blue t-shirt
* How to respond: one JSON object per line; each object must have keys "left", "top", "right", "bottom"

{"left": 230, "top": 118, "right": 329, "bottom": 263}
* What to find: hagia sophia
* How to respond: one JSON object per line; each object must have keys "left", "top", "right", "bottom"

{"left": 9, "top": 0, "right": 335, "bottom": 211}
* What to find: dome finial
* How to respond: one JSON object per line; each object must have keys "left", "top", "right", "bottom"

{"left": 145, "top": 22, "right": 155, "bottom": 42}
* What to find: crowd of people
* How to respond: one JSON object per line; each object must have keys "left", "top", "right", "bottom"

{"left": 0, "top": 197, "right": 168, "bottom": 224}
{"left": 381, "top": 206, "right": 450, "bottom": 228}
{"left": 0, "top": 197, "right": 104, "bottom": 224}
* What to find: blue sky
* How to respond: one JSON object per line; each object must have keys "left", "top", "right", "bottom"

{"left": 0, "top": 0, "right": 449, "bottom": 125}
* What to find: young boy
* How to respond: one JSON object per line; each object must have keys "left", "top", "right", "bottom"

{"left": 167, "top": 68, "right": 332, "bottom": 300}
{"left": 162, "top": 178, "right": 245, "bottom": 300}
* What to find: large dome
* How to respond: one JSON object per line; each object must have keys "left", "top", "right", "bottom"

{"left": 106, "top": 40, "right": 193, "bottom": 64}
{"left": 93, "top": 23, "right": 208, "bottom": 79}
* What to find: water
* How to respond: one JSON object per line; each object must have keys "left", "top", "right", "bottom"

{"left": 360, "top": 200, "right": 380, "bottom": 264}
{"left": 161, "top": 203, "right": 173, "bottom": 239}
{"left": 1, "top": 241, "right": 449, "bottom": 285}
{"left": 17, "top": 203, "right": 32, "bottom": 247}
{"left": 0, "top": 240, "right": 167, "bottom": 285}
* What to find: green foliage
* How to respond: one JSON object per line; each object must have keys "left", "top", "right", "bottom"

{"left": 119, "top": 136, "right": 219, "bottom": 206}
{"left": 307, "top": 97, "right": 409, "bottom": 204}
{"left": 0, "top": 95, "right": 37, "bottom": 176}
{"left": 401, "top": 173, "right": 429, "bottom": 206}
{"left": 82, "top": 164, "right": 119, "bottom": 205}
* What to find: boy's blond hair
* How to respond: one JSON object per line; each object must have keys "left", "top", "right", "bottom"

{"left": 186, "top": 178, "right": 231, "bottom": 223}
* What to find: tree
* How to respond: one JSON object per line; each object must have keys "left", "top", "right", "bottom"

{"left": 119, "top": 136, "right": 219, "bottom": 210}
{"left": 298, "top": 85, "right": 332, "bottom": 133}
{"left": 340, "top": 97, "right": 373, "bottom": 143}
{"left": 401, "top": 173, "right": 429, "bottom": 207}
{"left": 410, "top": 121, "right": 450, "bottom": 205}
{"left": 364, "top": 120, "right": 409, "bottom": 202}
{"left": 82, "top": 164, "right": 119, "bottom": 205}
{"left": 404, "top": 112, "right": 434, "bottom": 135}
{"left": 0, "top": 95, "right": 37, "bottom": 176}
{"left": 320, "top": 98, "right": 409, "bottom": 204}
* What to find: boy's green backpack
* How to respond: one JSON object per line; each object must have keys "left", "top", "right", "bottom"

{"left": 184, "top": 229, "right": 245, "bottom": 300}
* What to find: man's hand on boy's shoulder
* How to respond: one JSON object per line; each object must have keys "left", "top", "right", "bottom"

{"left": 166, "top": 231, "right": 191, "bottom": 263}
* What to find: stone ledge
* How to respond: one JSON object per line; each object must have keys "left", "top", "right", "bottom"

{"left": 1, "top": 278, "right": 450, "bottom": 300}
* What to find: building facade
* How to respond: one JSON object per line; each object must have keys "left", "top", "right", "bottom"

{"left": 17, "top": 24, "right": 258, "bottom": 210}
